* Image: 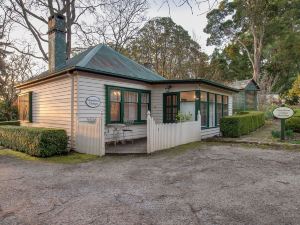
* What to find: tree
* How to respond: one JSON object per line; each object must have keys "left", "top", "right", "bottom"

{"left": 126, "top": 17, "right": 208, "bottom": 79}
{"left": 204, "top": 0, "right": 270, "bottom": 82}
{"left": 75, "top": 0, "right": 148, "bottom": 52}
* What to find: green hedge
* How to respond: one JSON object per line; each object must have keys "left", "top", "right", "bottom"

{"left": 0, "top": 126, "right": 68, "bottom": 157}
{"left": 286, "top": 109, "right": 300, "bottom": 133}
{"left": 220, "top": 111, "right": 265, "bottom": 138}
{"left": 0, "top": 121, "right": 20, "bottom": 126}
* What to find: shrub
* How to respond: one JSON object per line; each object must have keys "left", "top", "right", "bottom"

{"left": 0, "top": 126, "right": 68, "bottom": 157}
{"left": 220, "top": 111, "right": 265, "bottom": 138}
{"left": 286, "top": 109, "right": 300, "bottom": 133}
{"left": 0, "top": 121, "right": 20, "bottom": 126}
{"left": 271, "top": 129, "right": 294, "bottom": 139}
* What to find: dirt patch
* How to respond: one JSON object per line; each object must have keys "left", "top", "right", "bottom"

{"left": 1, "top": 143, "right": 300, "bottom": 225}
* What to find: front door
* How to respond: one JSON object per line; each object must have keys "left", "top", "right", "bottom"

{"left": 163, "top": 93, "right": 180, "bottom": 123}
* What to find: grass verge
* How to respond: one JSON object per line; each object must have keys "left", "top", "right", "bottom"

{"left": 0, "top": 149, "right": 100, "bottom": 164}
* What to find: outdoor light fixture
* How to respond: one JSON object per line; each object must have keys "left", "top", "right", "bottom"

{"left": 165, "top": 85, "right": 172, "bottom": 92}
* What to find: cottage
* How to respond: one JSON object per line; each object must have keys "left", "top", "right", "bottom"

{"left": 16, "top": 14, "right": 238, "bottom": 155}
{"left": 229, "top": 79, "right": 260, "bottom": 113}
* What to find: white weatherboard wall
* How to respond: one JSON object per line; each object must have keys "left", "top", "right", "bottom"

{"left": 76, "top": 73, "right": 151, "bottom": 143}
{"left": 19, "top": 76, "right": 72, "bottom": 136}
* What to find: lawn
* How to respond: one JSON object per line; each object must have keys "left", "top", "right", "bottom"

{"left": 0, "top": 149, "right": 100, "bottom": 164}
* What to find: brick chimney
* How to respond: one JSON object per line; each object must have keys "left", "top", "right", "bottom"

{"left": 48, "top": 14, "right": 66, "bottom": 72}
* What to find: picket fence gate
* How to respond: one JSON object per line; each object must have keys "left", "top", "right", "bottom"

{"left": 147, "top": 111, "right": 202, "bottom": 153}
{"left": 76, "top": 115, "right": 105, "bottom": 156}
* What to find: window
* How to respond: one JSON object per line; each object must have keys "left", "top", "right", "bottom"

{"left": 124, "top": 91, "right": 138, "bottom": 122}
{"left": 141, "top": 93, "right": 150, "bottom": 120}
{"left": 106, "top": 86, "right": 150, "bottom": 124}
{"left": 209, "top": 93, "right": 216, "bottom": 127}
{"left": 223, "top": 96, "right": 228, "bottom": 116}
{"left": 110, "top": 89, "right": 121, "bottom": 122}
{"left": 216, "top": 95, "right": 223, "bottom": 126}
{"left": 180, "top": 91, "right": 196, "bottom": 121}
{"left": 245, "top": 91, "right": 256, "bottom": 110}
{"left": 200, "top": 91, "right": 208, "bottom": 127}
{"left": 164, "top": 93, "right": 179, "bottom": 123}
{"left": 18, "top": 92, "right": 32, "bottom": 122}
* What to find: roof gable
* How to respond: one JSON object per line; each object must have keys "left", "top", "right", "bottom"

{"left": 228, "top": 79, "right": 260, "bottom": 91}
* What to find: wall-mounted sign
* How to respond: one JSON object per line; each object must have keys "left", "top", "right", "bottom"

{"left": 85, "top": 96, "right": 101, "bottom": 108}
{"left": 273, "top": 107, "right": 294, "bottom": 119}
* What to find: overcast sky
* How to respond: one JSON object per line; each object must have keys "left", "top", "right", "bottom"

{"left": 147, "top": 1, "right": 217, "bottom": 54}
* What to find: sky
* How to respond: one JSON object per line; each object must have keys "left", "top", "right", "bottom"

{"left": 147, "top": 0, "right": 217, "bottom": 54}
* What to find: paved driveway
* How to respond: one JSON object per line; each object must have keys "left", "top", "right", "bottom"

{"left": 1, "top": 143, "right": 300, "bottom": 225}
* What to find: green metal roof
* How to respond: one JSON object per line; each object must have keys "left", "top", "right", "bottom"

{"left": 25, "top": 44, "right": 165, "bottom": 83}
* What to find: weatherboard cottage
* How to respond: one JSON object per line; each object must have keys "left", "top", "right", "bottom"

{"left": 16, "top": 14, "right": 238, "bottom": 155}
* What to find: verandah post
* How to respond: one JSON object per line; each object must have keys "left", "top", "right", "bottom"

{"left": 198, "top": 110, "right": 202, "bottom": 140}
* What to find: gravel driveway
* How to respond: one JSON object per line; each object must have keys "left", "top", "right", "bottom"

{"left": 1, "top": 143, "right": 300, "bottom": 225}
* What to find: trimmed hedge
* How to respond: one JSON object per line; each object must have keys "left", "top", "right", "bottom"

{"left": 220, "top": 111, "right": 265, "bottom": 138}
{"left": 286, "top": 109, "right": 300, "bottom": 133}
{"left": 0, "top": 121, "right": 20, "bottom": 126}
{"left": 0, "top": 126, "right": 68, "bottom": 157}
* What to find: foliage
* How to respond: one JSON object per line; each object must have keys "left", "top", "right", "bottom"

{"left": 126, "top": 17, "right": 209, "bottom": 79}
{"left": 264, "top": 104, "right": 278, "bottom": 120}
{"left": 0, "top": 120, "right": 20, "bottom": 126}
{"left": 0, "top": 150, "right": 99, "bottom": 164}
{"left": 0, "top": 126, "right": 68, "bottom": 157}
{"left": 271, "top": 129, "right": 294, "bottom": 139}
{"left": 220, "top": 111, "right": 265, "bottom": 137}
{"left": 175, "top": 111, "right": 192, "bottom": 122}
{"left": 205, "top": 0, "right": 300, "bottom": 95}
{"left": 284, "top": 75, "right": 300, "bottom": 105}
{"left": 286, "top": 109, "right": 300, "bottom": 133}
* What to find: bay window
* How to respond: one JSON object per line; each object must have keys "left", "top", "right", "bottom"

{"left": 106, "top": 86, "right": 150, "bottom": 124}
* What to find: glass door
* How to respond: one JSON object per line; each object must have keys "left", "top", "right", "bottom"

{"left": 163, "top": 93, "right": 179, "bottom": 123}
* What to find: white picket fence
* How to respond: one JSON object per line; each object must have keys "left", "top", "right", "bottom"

{"left": 147, "top": 111, "right": 202, "bottom": 153}
{"left": 76, "top": 115, "right": 105, "bottom": 156}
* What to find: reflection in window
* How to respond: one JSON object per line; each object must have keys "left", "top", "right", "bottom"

{"left": 141, "top": 93, "right": 150, "bottom": 120}
{"left": 180, "top": 91, "right": 196, "bottom": 121}
{"left": 209, "top": 93, "right": 216, "bottom": 127}
{"left": 200, "top": 91, "right": 208, "bottom": 127}
{"left": 110, "top": 89, "right": 121, "bottom": 122}
{"left": 216, "top": 95, "right": 223, "bottom": 125}
{"left": 124, "top": 91, "right": 138, "bottom": 122}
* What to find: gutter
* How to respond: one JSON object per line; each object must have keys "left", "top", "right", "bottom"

{"left": 16, "top": 67, "right": 239, "bottom": 93}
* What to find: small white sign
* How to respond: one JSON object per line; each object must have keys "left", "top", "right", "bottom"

{"left": 85, "top": 96, "right": 101, "bottom": 108}
{"left": 273, "top": 107, "right": 294, "bottom": 119}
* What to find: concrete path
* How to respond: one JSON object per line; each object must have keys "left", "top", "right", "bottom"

{"left": 1, "top": 143, "right": 300, "bottom": 225}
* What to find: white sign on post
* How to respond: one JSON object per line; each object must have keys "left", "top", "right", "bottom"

{"left": 272, "top": 107, "right": 294, "bottom": 119}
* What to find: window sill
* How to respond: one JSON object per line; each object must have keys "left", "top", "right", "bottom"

{"left": 202, "top": 126, "right": 220, "bottom": 130}
{"left": 106, "top": 121, "right": 146, "bottom": 126}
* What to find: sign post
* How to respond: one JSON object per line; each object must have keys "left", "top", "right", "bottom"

{"left": 272, "top": 106, "right": 294, "bottom": 141}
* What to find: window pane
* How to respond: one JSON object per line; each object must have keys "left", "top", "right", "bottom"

{"left": 217, "top": 103, "right": 223, "bottom": 125}
{"left": 180, "top": 102, "right": 195, "bottom": 121}
{"left": 201, "top": 92, "right": 207, "bottom": 102}
{"left": 246, "top": 91, "right": 256, "bottom": 109}
{"left": 223, "top": 104, "right": 228, "bottom": 116}
{"left": 180, "top": 91, "right": 195, "bottom": 102}
{"left": 141, "top": 104, "right": 148, "bottom": 120}
{"left": 141, "top": 93, "right": 149, "bottom": 103}
{"left": 223, "top": 96, "right": 228, "bottom": 104}
{"left": 200, "top": 102, "right": 207, "bottom": 127}
{"left": 124, "top": 91, "right": 138, "bottom": 102}
{"left": 124, "top": 102, "right": 138, "bottom": 121}
{"left": 217, "top": 95, "right": 222, "bottom": 103}
{"left": 110, "top": 89, "right": 121, "bottom": 102}
{"left": 209, "top": 93, "right": 215, "bottom": 102}
{"left": 110, "top": 102, "right": 120, "bottom": 122}
{"left": 209, "top": 101, "right": 216, "bottom": 127}
{"left": 18, "top": 94, "right": 30, "bottom": 121}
